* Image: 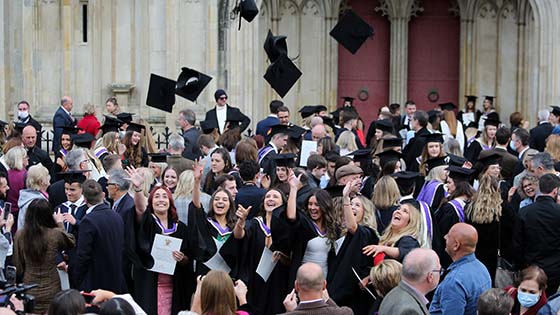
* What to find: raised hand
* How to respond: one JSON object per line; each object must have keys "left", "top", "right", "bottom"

{"left": 283, "top": 289, "right": 298, "bottom": 312}
{"left": 124, "top": 166, "right": 144, "bottom": 188}
{"left": 287, "top": 170, "right": 302, "bottom": 189}
{"left": 362, "top": 244, "right": 384, "bottom": 257}
{"left": 53, "top": 209, "right": 64, "bottom": 224}
{"left": 193, "top": 158, "right": 204, "bottom": 182}
{"left": 236, "top": 205, "right": 251, "bottom": 223}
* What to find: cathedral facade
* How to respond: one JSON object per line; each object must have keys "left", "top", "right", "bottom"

{"left": 1, "top": 0, "right": 559, "bottom": 132}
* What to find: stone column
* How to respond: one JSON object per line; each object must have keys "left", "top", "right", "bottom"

{"left": 111, "top": 0, "right": 135, "bottom": 112}
{"left": 376, "top": 0, "right": 424, "bottom": 105}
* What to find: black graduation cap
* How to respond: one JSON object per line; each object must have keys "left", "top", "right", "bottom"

{"left": 341, "top": 96, "right": 355, "bottom": 104}
{"left": 382, "top": 137, "right": 403, "bottom": 149}
{"left": 376, "top": 150, "right": 404, "bottom": 168}
{"left": 484, "top": 95, "right": 495, "bottom": 103}
{"left": 425, "top": 156, "right": 448, "bottom": 172}
{"left": 439, "top": 102, "right": 457, "bottom": 111}
{"left": 484, "top": 117, "right": 501, "bottom": 127}
{"left": 175, "top": 67, "right": 212, "bottom": 103}
{"left": 226, "top": 111, "right": 245, "bottom": 129}
{"left": 348, "top": 148, "right": 372, "bottom": 164}
{"left": 146, "top": 73, "right": 176, "bottom": 113}
{"left": 446, "top": 165, "right": 474, "bottom": 182}
{"left": 477, "top": 153, "right": 502, "bottom": 168}
{"left": 329, "top": 10, "right": 374, "bottom": 54}
{"left": 58, "top": 170, "right": 88, "bottom": 184}
{"left": 266, "top": 124, "right": 289, "bottom": 140}
{"left": 465, "top": 95, "right": 478, "bottom": 103}
{"left": 392, "top": 171, "right": 420, "bottom": 189}
{"left": 127, "top": 122, "right": 145, "bottom": 133}
{"left": 321, "top": 116, "right": 335, "bottom": 130}
{"left": 264, "top": 30, "right": 288, "bottom": 63}
{"left": 288, "top": 125, "right": 306, "bottom": 140}
{"left": 400, "top": 198, "right": 420, "bottom": 211}
{"left": 421, "top": 132, "right": 444, "bottom": 144}
{"left": 149, "top": 152, "right": 170, "bottom": 163}
{"left": 263, "top": 54, "right": 302, "bottom": 98}
{"left": 272, "top": 153, "right": 296, "bottom": 167}
{"left": 103, "top": 115, "right": 123, "bottom": 126}
{"left": 237, "top": 0, "right": 259, "bottom": 30}
{"left": 71, "top": 133, "right": 95, "bottom": 149}
{"left": 447, "top": 154, "right": 468, "bottom": 167}
{"left": 62, "top": 126, "right": 80, "bottom": 135}
{"left": 551, "top": 106, "right": 560, "bottom": 116}
{"left": 99, "top": 122, "right": 120, "bottom": 134}
{"left": 117, "top": 112, "right": 134, "bottom": 123}
{"left": 427, "top": 110, "right": 441, "bottom": 124}
{"left": 200, "top": 120, "right": 218, "bottom": 134}
{"left": 324, "top": 185, "right": 345, "bottom": 198}
{"left": 375, "top": 119, "right": 394, "bottom": 133}
{"left": 299, "top": 106, "right": 318, "bottom": 119}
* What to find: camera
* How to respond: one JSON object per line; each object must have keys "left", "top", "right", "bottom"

{"left": 0, "top": 283, "right": 37, "bottom": 314}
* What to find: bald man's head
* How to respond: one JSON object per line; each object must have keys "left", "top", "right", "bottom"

{"left": 445, "top": 223, "right": 478, "bottom": 261}
{"left": 311, "top": 124, "right": 327, "bottom": 141}
{"left": 61, "top": 96, "right": 74, "bottom": 112}
{"left": 295, "top": 263, "right": 325, "bottom": 293}
{"left": 21, "top": 125, "right": 37, "bottom": 148}
{"left": 402, "top": 248, "right": 439, "bottom": 283}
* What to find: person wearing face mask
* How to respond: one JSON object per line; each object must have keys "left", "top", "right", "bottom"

{"left": 505, "top": 266, "right": 548, "bottom": 315}
{"left": 513, "top": 174, "right": 560, "bottom": 297}
{"left": 16, "top": 101, "right": 43, "bottom": 147}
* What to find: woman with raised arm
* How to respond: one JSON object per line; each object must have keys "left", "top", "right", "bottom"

{"left": 236, "top": 185, "right": 292, "bottom": 315}
{"left": 125, "top": 166, "right": 192, "bottom": 315}
{"left": 327, "top": 179, "right": 380, "bottom": 314}
{"left": 188, "top": 159, "right": 244, "bottom": 279}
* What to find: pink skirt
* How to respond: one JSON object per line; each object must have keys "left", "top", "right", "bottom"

{"left": 157, "top": 273, "right": 173, "bottom": 315}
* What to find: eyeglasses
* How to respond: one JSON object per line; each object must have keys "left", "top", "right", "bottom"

{"left": 219, "top": 96, "right": 227, "bottom": 100}
{"left": 431, "top": 268, "right": 445, "bottom": 276}
{"left": 106, "top": 183, "right": 117, "bottom": 187}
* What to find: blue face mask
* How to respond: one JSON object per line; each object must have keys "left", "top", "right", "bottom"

{"left": 509, "top": 140, "right": 517, "bottom": 151}
{"left": 517, "top": 291, "right": 539, "bottom": 308}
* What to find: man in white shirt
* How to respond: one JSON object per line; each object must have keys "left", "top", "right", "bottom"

{"left": 204, "top": 89, "right": 250, "bottom": 135}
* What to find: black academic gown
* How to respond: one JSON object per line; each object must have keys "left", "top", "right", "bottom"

{"left": 133, "top": 211, "right": 193, "bottom": 315}
{"left": 327, "top": 225, "right": 379, "bottom": 315}
{"left": 403, "top": 128, "right": 430, "bottom": 172}
{"left": 55, "top": 202, "right": 87, "bottom": 288}
{"left": 375, "top": 205, "right": 399, "bottom": 234}
{"left": 47, "top": 180, "right": 67, "bottom": 209}
{"left": 187, "top": 203, "right": 241, "bottom": 279}
{"left": 434, "top": 199, "right": 467, "bottom": 268}
{"left": 238, "top": 207, "right": 292, "bottom": 315}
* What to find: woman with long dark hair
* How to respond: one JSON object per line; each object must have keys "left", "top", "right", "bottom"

{"left": 202, "top": 147, "right": 233, "bottom": 195}
{"left": 14, "top": 199, "right": 75, "bottom": 313}
{"left": 190, "top": 160, "right": 244, "bottom": 278}
{"left": 122, "top": 123, "right": 148, "bottom": 168}
{"left": 126, "top": 166, "right": 192, "bottom": 315}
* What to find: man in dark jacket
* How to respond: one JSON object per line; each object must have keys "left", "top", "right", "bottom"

{"left": 529, "top": 109, "right": 554, "bottom": 152}
{"left": 178, "top": 109, "right": 202, "bottom": 160}
{"left": 256, "top": 100, "right": 283, "bottom": 137}
{"left": 16, "top": 101, "right": 43, "bottom": 148}
{"left": 513, "top": 174, "right": 560, "bottom": 296}
{"left": 72, "top": 179, "right": 126, "bottom": 293}
{"left": 52, "top": 96, "right": 77, "bottom": 152}
{"left": 204, "top": 89, "right": 250, "bottom": 134}
{"left": 402, "top": 110, "right": 430, "bottom": 172}
{"left": 235, "top": 160, "right": 266, "bottom": 220}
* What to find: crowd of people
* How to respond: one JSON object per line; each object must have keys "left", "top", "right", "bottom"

{"left": 0, "top": 90, "right": 559, "bottom": 315}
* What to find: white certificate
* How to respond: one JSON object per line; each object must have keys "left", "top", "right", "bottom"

{"left": 148, "top": 234, "right": 183, "bottom": 275}
{"left": 256, "top": 247, "right": 277, "bottom": 282}
{"left": 203, "top": 238, "right": 232, "bottom": 274}
{"left": 58, "top": 269, "right": 70, "bottom": 290}
{"left": 299, "top": 140, "right": 317, "bottom": 167}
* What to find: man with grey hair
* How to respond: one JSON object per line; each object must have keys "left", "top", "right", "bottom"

{"left": 530, "top": 109, "right": 553, "bottom": 152}
{"left": 529, "top": 151, "right": 557, "bottom": 178}
{"left": 178, "top": 109, "right": 201, "bottom": 160}
{"left": 166, "top": 133, "right": 195, "bottom": 176}
{"left": 48, "top": 148, "right": 89, "bottom": 208}
{"left": 52, "top": 95, "right": 77, "bottom": 152}
{"left": 379, "top": 248, "right": 441, "bottom": 315}
{"left": 280, "top": 262, "right": 352, "bottom": 315}
{"left": 107, "top": 169, "right": 132, "bottom": 215}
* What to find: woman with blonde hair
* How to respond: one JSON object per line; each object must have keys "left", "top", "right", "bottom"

{"left": 5, "top": 146, "right": 28, "bottom": 226}
{"left": 372, "top": 175, "right": 401, "bottom": 232}
{"left": 17, "top": 165, "right": 50, "bottom": 230}
{"left": 173, "top": 170, "right": 211, "bottom": 223}
{"left": 417, "top": 133, "right": 446, "bottom": 176}
{"left": 440, "top": 104, "right": 465, "bottom": 153}
{"left": 367, "top": 260, "right": 403, "bottom": 313}
{"left": 362, "top": 199, "right": 421, "bottom": 263}
{"left": 77, "top": 103, "right": 100, "bottom": 137}
{"left": 336, "top": 130, "right": 359, "bottom": 156}
{"left": 545, "top": 134, "right": 560, "bottom": 171}
{"left": 417, "top": 157, "right": 448, "bottom": 209}
{"left": 466, "top": 174, "right": 514, "bottom": 283}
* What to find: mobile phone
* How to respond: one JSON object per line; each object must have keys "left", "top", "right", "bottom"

{"left": 3, "top": 202, "right": 11, "bottom": 220}
{"left": 81, "top": 292, "right": 95, "bottom": 304}
{"left": 6, "top": 266, "right": 16, "bottom": 286}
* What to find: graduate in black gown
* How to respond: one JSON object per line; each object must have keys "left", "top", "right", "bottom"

{"left": 327, "top": 180, "right": 379, "bottom": 315}
{"left": 417, "top": 156, "right": 448, "bottom": 209}
{"left": 237, "top": 187, "right": 293, "bottom": 315}
{"left": 125, "top": 167, "right": 192, "bottom": 315}
{"left": 457, "top": 95, "right": 482, "bottom": 129}
{"left": 188, "top": 161, "right": 243, "bottom": 279}
{"left": 464, "top": 114, "right": 499, "bottom": 164}
{"left": 434, "top": 166, "right": 476, "bottom": 268}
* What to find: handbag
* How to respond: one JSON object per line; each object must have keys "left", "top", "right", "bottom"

{"left": 494, "top": 219, "right": 516, "bottom": 288}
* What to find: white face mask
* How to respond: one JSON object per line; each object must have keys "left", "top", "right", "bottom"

{"left": 509, "top": 140, "right": 517, "bottom": 151}
{"left": 18, "top": 111, "right": 29, "bottom": 120}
